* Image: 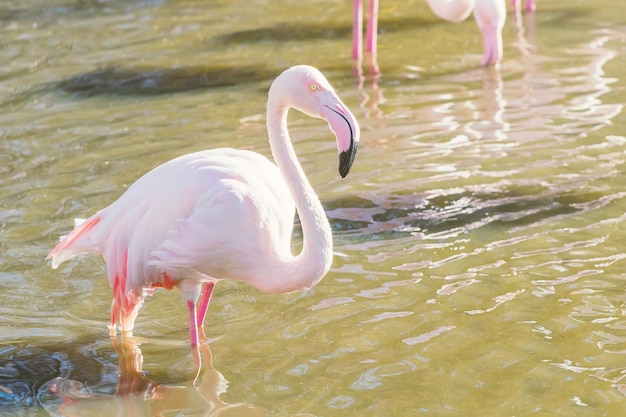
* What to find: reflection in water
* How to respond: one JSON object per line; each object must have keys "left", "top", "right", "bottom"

{"left": 511, "top": 0, "right": 536, "bottom": 60}
{"left": 212, "top": 15, "right": 428, "bottom": 46}
{"left": 327, "top": 185, "right": 602, "bottom": 241}
{"left": 0, "top": 349, "right": 71, "bottom": 408}
{"left": 2, "top": 0, "right": 626, "bottom": 415}
{"left": 353, "top": 58, "right": 384, "bottom": 120}
{"left": 49, "top": 336, "right": 270, "bottom": 417}
{"left": 480, "top": 66, "right": 506, "bottom": 135}
{"left": 0, "top": 339, "right": 116, "bottom": 412}
{"left": 211, "top": 21, "right": 351, "bottom": 44}
{"left": 58, "top": 65, "right": 277, "bottom": 96}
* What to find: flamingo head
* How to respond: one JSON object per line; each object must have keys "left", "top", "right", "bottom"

{"left": 270, "top": 65, "right": 360, "bottom": 177}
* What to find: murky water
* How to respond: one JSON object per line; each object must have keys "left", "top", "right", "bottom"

{"left": 2, "top": 0, "right": 626, "bottom": 415}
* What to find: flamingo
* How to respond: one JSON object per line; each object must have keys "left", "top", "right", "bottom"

{"left": 352, "top": 0, "right": 507, "bottom": 66}
{"left": 47, "top": 65, "right": 360, "bottom": 347}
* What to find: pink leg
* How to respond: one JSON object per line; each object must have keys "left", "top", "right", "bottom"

{"left": 481, "top": 25, "right": 503, "bottom": 66}
{"left": 475, "top": 0, "right": 505, "bottom": 66}
{"left": 352, "top": 0, "right": 363, "bottom": 60}
{"left": 365, "top": 0, "right": 379, "bottom": 54}
{"left": 187, "top": 301, "right": 199, "bottom": 346}
{"left": 511, "top": 0, "right": 536, "bottom": 12}
{"left": 196, "top": 281, "right": 215, "bottom": 328}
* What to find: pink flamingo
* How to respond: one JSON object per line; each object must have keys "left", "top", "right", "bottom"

{"left": 47, "top": 65, "right": 360, "bottom": 347}
{"left": 352, "top": 0, "right": 507, "bottom": 66}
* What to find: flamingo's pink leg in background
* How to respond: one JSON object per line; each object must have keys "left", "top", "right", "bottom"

{"left": 480, "top": 24, "right": 503, "bottom": 66}
{"left": 352, "top": 0, "right": 363, "bottom": 59}
{"left": 511, "top": 0, "right": 536, "bottom": 12}
{"left": 474, "top": 0, "right": 506, "bottom": 66}
{"left": 365, "top": 0, "right": 379, "bottom": 54}
{"left": 196, "top": 282, "right": 215, "bottom": 329}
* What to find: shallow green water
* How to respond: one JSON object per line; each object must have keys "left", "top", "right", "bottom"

{"left": 1, "top": 0, "right": 626, "bottom": 416}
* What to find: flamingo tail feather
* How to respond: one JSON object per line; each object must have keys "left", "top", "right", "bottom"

{"left": 47, "top": 216, "right": 102, "bottom": 269}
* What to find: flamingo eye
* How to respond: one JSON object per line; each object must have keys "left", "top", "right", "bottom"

{"left": 310, "top": 84, "right": 318, "bottom": 92}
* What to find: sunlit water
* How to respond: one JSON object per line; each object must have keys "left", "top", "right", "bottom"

{"left": 1, "top": 0, "right": 626, "bottom": 416}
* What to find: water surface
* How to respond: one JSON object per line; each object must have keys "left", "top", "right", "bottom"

{"left": 1, "top": 0, "right": 626, "bottom": 416}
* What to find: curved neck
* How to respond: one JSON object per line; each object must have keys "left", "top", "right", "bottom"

{"left": 426, "top": 0, "right": 474, "bottom": 22}
{"left": 256, "top": 96, "right": 333, "bottom": 293}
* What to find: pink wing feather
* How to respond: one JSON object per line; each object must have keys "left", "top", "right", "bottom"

{"left": 47, "top": 215, "right": 102, "bottom": 269}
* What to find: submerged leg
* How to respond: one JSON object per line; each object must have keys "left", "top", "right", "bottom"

{"left": 190, "top": 342, "right": 202, "bottom": 385}
{"left": 196, "top": 282, "right": 215, "bottom": 329}
{"left": 109, "top": 293, "right": 141, "bottom": 337}
{"left": 186, "top": 295, "right": 204, "bottom": 383}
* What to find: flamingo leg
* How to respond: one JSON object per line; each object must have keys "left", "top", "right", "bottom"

{"left": 352, "top": 0, "right": 363, "bottom": 60}
{"left": 511, "top": 0, "right": 535, "bottom": 12}
{"left": 365, "top": 0, "right": 379, "bottom": 54}
{"left": 478, "top": 20, "right": 504, "bottom": 66}
{"left": 196, "top": 281, "right": 215, "bottom": 328}
{"left": 187, "top": 301, "right": 199, "bottom": 346}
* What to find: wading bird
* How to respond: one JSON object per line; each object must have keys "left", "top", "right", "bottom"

{"left": 352, "top": 0, "right": 507, "bottom": 66}
{"left": 48, "top": 65, "right": 360, "bottom": 346}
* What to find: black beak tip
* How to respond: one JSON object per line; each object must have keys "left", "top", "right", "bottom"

{"left": 338, "top": 141, "right": 358, "bottom": 178}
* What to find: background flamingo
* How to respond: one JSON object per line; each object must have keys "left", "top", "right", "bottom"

{"left": 352, "top": 0, "right": 508, "bottom": 66}
{"left": 47, "top": 65, "right": 360, "bottom": 347}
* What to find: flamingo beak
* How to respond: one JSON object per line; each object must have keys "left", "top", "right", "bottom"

{"left": 319, "top": 92, "right": 360, "bottom": 178}
{"left": 338, "top": 134, "right": 358, "bottom": 178}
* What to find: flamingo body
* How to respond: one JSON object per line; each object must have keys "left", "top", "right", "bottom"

{"left": 48, "top": 65, "right": 360, "bottom": 346}
{"left": 425, "top": 0, "right": 473, "bottom": 23}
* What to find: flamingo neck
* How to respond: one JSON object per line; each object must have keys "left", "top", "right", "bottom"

{"left": 259, "top": 97, "right": 333, "bottom": 293}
